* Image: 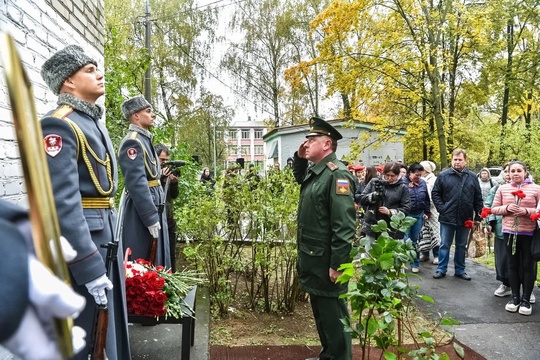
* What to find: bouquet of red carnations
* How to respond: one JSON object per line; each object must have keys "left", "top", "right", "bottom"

{"left": 125, "top": 258, "right": 204, "bottom": 319}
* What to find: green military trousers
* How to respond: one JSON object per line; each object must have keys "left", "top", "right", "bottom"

{"left": 310, "top": 294, "right": 352, "bottom": 360}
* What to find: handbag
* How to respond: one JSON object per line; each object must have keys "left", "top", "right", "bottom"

{"left": 417, "top": 224, "right": 438, "bottom": 253}
{"left": 531, "top": 228, "right": 540, "bottom": 262}
{"left": 467, "top": 227, "right": 486, "bottom": 258}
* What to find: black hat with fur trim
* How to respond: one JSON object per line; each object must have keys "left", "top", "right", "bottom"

{"left": 306, "top": 116, "right": 343, "bottom": 141}
{"left": 121, "top": 95, "right": 152, "bottom": 120}
{"left": 41, "top": 45, "right": 97, "bottom": 95}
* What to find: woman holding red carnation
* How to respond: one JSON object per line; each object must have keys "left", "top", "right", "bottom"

{"left": 491, "top": 161, "right": 540, "bottom": 315}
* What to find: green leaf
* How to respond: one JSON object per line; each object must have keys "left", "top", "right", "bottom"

{"left": 379, "top": 253, "right": 394, "bottom": 270}
{"left": 440, "top": 317, "right": 460, "bottom": 326}
{"left": 453, "top": 342, "right": 465, "bottom": 358}
{"left": 383, "top": 351, "right": 397, "bottom": 360}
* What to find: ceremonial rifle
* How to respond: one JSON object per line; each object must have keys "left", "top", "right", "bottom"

{"left": 0, "top": 33, "right": 73, "bottom": 358}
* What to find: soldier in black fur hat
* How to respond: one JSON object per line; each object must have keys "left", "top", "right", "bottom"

{"left": 40, "top": 45, "right": 131, "bottom": 360}
{"left": 117, "top": 95, "right": 171, "bottom": 269}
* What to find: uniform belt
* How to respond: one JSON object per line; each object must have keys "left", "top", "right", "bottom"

{"left": 148, "top": 180, "right": 161, "bottom": 187}
{"left": 81, "top": 197, "right": 115, "bottom": 209}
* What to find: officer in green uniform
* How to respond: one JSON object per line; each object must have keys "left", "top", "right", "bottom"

{"left": 292, "top": 116, "right": 356, "bottom": 360}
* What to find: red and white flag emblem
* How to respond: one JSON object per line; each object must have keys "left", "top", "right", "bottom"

{"left": 127, "top": 148, "right": 138, "bottom": 160}
{"left": 43, "top": 134, "right": 63, "bottom": 157}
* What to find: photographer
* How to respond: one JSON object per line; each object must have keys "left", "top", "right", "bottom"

{"left": 359, "top": 162, "right": 410, "bottom": 251}
{"left": 155, "top": 144, "right": 180, "bottom": 273}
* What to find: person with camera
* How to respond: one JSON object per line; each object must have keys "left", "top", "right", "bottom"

{"left": 40, "top": 45, "right": 130, "bottom": 359}
{"left": 431, "top": 148, "right": 483, "bottom": 281}
{"left": 155, "top": 143, "right": 180, "bottom": 272}
{"left": 359, "top": 162, "right": 411, "bottom": 250}
{"left": 118, "top": 95, "right": 171, "bottom": 268}
{"left": 292, "top": 116, "right": 356, "bottom": 360}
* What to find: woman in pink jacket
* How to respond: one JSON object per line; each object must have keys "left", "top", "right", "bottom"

{"left": 491, "top": 161, "right": 540, "bottom": 315}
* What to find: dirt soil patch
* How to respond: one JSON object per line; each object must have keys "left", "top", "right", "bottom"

{"left": 209, "top": 299, "right": 486, "bottom": 359}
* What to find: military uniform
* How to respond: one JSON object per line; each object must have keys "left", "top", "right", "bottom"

{"left": 0, "top": 200, "right": 29, "bottom": 343}
{"left": 293, "top": 117, "right": 356, "bottom": 360}
{"left": 41, "top": 94, "right": 131, "bottom": 360}
{"left": 118, "top": 124, "right": 171, "bottom": 268}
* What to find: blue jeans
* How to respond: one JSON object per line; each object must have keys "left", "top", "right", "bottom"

{"left": 437, "top": 223, "right": 470, "bottom": 275}
{"left": 404, "top": 212, "right": 423, "bottom": 268}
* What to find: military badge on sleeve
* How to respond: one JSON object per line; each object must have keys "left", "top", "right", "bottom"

{"left": 336, "top": 178, "right": 350, "bottom": 195}
{"left": 127, "top": 148, "right": 138, "bottom": 160}
{"left": 43, "top": 134, "right": 62, "bottom": 157}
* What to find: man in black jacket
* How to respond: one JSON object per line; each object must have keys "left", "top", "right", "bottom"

{"left": 431, "top": 148, "right": 483, "bottom": 280}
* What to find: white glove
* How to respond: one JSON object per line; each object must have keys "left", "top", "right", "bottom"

{"left": 3, "top": 254, "right": 87, "bottom": 360}
{"left": 148, "top": 221, "right": 161, "bottom": 238}
{"left": 85, "top": 274, "right": 113, "bottom": 305}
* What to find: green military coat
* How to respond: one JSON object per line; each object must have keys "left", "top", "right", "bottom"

{"left": 293, "top": 152, "right": 357, "bottom": 297}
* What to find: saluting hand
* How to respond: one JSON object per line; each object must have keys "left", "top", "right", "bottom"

{"left": 297, "top": 140, "right": 308, "bottom": 159}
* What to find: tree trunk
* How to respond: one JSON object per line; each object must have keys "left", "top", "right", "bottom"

{"left": 341, "top": 93, "right": 351, "bottom": 120}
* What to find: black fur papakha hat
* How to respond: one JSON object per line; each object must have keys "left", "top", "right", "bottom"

{"left": 121, "top": 95, "right": 152, "bottom": 120}
{"left": 41, "top": 45, "right": 97, "bottom": 95}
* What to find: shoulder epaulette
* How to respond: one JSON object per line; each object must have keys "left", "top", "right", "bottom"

{"left": 129, "top": 131, "right": 138, "bottom": 140}
{"left": 326, "top": 161, "right": 338, "bottom": 171}
{"left": 51, "top": 105, "right": 74, "bottom": 120}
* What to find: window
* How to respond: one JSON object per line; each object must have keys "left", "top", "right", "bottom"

{"left": 241, "top": 129, "right": 250, "bottom": 139}
{"left": 254, "top": 130, "right": 263, "bottom": 139}
{"left": 241, "top": 145, "right": 250, "bottom": 156}
{"left": 229, "top": 146, "right": 236, "bottom": 155}
{"left": 254, "top": 145, "right": 263, "bottom": 155}
{"left": 228, "top": 129, "right": 237, "bottom": 139}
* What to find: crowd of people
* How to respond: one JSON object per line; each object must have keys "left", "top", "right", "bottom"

{"left": 350, "top": 151, "right": 540, "bottom": 318}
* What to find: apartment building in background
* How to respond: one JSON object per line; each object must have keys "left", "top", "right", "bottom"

{"left": 226, "top": 117, "right": 267, "bottom": 169}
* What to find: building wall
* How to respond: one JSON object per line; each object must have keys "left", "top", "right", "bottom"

{"left": 226, "top": 119, "right": 266, "bottom": 169}
{"left": 0, "top": 0, "right": 105, "bottom": 205}
{"left": 265, "top": 123, "right": 404, "bottom": 169}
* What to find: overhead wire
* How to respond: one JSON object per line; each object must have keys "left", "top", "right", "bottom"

{"left": 153, "top": 23, "right": 275, "bottom": 116}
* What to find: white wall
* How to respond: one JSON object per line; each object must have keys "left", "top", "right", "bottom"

{"left": 0, "top": 0, "right": 104, "bottom": 206}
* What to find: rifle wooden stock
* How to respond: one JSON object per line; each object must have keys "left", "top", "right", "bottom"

{"left": 149, "top": 237, "right": 158, "bottom": 264}
{"left": 0, "top": 33, "right": 73, "bottom": 357}
{"left": 91, "top": 306, "right": 108, "bottom": 360}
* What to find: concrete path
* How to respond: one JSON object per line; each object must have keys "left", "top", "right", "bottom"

{"left": 411, "top": 253, "right": 540, "bottom": 360}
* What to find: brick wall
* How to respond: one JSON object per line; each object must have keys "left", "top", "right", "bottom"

{"left": 0, "top": 0, "right": 105, "bottom": 206}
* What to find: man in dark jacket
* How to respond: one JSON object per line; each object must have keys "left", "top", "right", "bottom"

{"left": 293, "top": 116, "right": 356, "bottom": 360}
{"left": 431, "top": 148, "right": 483, "bottom": 280}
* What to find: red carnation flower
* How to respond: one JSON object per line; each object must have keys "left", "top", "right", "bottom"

{"left": 530, "top": 212, "right": 540, "bottom": 222}
{"left": 511, "top": 190, "right": 526, "bottom": 199}
{"left": 464, "top": 220, "right": 474, "bottom": 229}
{"left": 480, "top": 207, "right": 492, "bottom": 218}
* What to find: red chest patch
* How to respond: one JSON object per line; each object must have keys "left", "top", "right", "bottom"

{"left": 43, "top": 134, "right": 63, "bottom": 157}
{"left": 127, "top": 148, "right": 138, "bottom": 160}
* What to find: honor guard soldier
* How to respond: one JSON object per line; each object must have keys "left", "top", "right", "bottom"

{"left": 292, "top": 116, "right": 356, "bottom": 360}
{"left": 118, "top": 96, "right": 171, "bottom": 268}
{"left": 40, "top": 45, "right": 131, "bottom": 359}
